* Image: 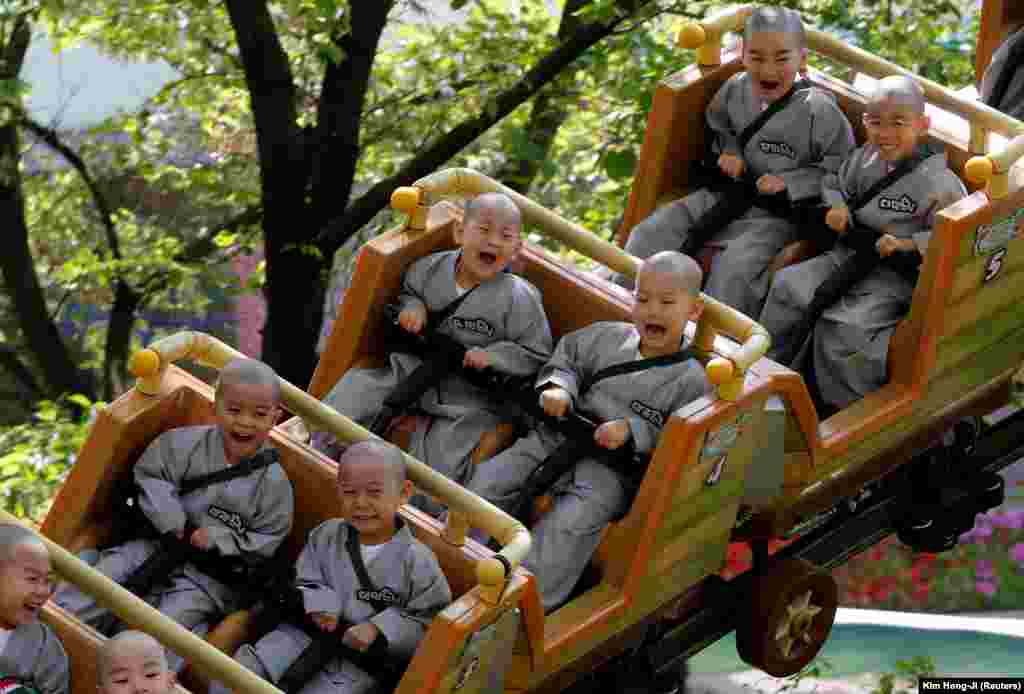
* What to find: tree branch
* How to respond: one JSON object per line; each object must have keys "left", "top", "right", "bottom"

{"left": 18, "top": 115, "right": 123, "bottom": 260}
{"left": 315, "top": 0, "right": 658, "bottom": 251}
{"left": 0, "top": 343, "right": 41, "bottom": 398}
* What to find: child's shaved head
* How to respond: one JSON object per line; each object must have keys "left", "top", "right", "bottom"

{"left": 744, "top": 6, "right": 806, "bottom": 48}
{"left": 0, "top": 524, "right": 46, "bottom": 563}
{"left": 98, "top": 631, "right": 168, "bottom": 685}
{"left": 215, "top": 358, "right": 281, "bottom": 405}
{"left": 98, "top": 631, "right": 176, "bottom": 694}
{"left": 868, "top": 75, "right": 926, "bottom": 114}
{"left": 338, "top": 440, "right": 406, "bottom": 489}
{"left": 464, "top": 192, "right": 521, "bottom": 227}
{"left": 638, "top": 251, "right": 703, "bottom": 296}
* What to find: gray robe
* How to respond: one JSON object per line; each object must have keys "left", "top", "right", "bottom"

{"left": 322, "top": 250, "right": 553, "bottom": 494}
{"left": 0, "top": 623, "right": 70, "bottom": 694}
{"left": 618, "top": 71, "right": 855, "bottom": 313}
{"left": 759, "top": 145, "right": 966, "bottom": 409}
{"left": 980, "top": 27, "right": 1024, "bottom": 120}
{"left": 54, "top": 426, "right": 294, "bottom": 670}
{"left": 467, "top": 322, "right": 712, "bottom": 611}
{"left": 211, "top": 519, "right": 451, "bottom": 694}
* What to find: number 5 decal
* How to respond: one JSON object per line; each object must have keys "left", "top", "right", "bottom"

{"left": 984, "top": 248, "right": 1007, "bottom": 283}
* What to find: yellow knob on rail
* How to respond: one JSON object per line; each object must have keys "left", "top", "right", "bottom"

{"left": 964, "top": 156, "right": 994, "bottom": 187}
{"left": 390, "top": 187, "right": 421, "bottom": 215}
{"left": 678, "top": 22, "right": 707, "bottom": 49}
{"left": 706, "top": 356, "right": 734, "bottom": 386}
{"left": 128, "top": 349, "right": 161, "bottom": 378}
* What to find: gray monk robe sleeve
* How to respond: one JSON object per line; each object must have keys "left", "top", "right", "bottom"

{"left": 534, "top": 327, "right": 587, "bottom": 408}
{"left": 204, "top": 463, "right": 294, "bottom": 560}
{"left": 396, "top": 255, "right": 433, "bottom": 317}
{"left": 821, "top": 148, "right": 860, "bottom": 210}
{"left": 706, "top": 74, "right": 742, "bottom": 157}
{"left": 295, "top": 522, "right": 342, "bottom": 616}
{"left": 36, "top": 626, "right": 70, "bottom": 694}
{"left": 134, "top": 430, "right": 195, "bottom": 535}
{"left": 369, "top": 544, "right": 452, "bottom": 659}
{"left": 776, "top": 91, "right": 855, "bottom": 203}
{"left": 482, "top": 280, "right": 553, "bottom": 377}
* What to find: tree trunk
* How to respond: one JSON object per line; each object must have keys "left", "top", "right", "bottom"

{"left": 224, "top": 0, "right": 321, "bottom": 387}
{"left": 0, "top": 16, "right": 97, "bottom": 402}
{"left": 102, "top": 280, "right": 142, "bottom": 401}
{"left": 493, "top": 0, "right": 587, "bottom": 194}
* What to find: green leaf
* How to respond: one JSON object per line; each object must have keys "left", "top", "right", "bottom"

{"left": 66, "top": 393, "right": 93, "bottom": 409}
{"left": 603, "top": 149, "right": 636, "bottom": 180}
{"left": 318, "top": 43, "right": 343, "bottom": 65}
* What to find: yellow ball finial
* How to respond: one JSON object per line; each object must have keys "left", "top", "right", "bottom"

{"left": 706, "top": 357, "right": 734, "bottom": 386}
{"left": 390, "top": 187, "right": 421, "bottom": 215}
{"left": 678, "top": 22, "right": 707, "bottom": 49}
{"left": 476, "top": 557, "right": 508, "bottom": 587}
{"left": 129, "top": 349, "right": 161, "bottom": 378}
{"left": 964, "top": 156, "right": 994, "bottom": 186}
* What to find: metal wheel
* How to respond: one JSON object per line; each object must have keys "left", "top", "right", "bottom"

{"left": 735, "top": 558, "right": 838, "bottom": 677}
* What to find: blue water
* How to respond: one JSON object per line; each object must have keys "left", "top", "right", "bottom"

{"left": 690, "top": 625, "right": 1024, "bottom": 676}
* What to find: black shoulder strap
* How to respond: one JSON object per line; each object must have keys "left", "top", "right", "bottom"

{"left": 425, "top": 283, "right": 478, "bottom": 336}
{"left": 583, "top": 347, "right": 698, "bottom": 394}
{"left": 345, "top": 525, "right": 391, "bottom": 613}
{"left": 846, "top": 153, "right": 924, "bottom": 214}
{"left": 737, "top": 79, "right": 810, "bottom": 153}
{"left": 986, "top": 28, "right": 1024, "bottom": 113}
{"left": 178, "top": 447, "right": 280, "bottom": 496}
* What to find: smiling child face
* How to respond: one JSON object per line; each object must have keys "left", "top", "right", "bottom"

{"left": 0, "top": 541, "right": 52, "bottom": 629}
{"left": 214, "top": 381, "right": 279, "bottom": 465}
{"left": 631, "top": 268, "right": 703, "bottom": 358}
{"left": 453, "top": 196, "right": 522, "bottom": 287}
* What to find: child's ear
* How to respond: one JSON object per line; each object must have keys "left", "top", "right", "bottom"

{"left": 452, "top": 218, "right": 465, "bottom": 245}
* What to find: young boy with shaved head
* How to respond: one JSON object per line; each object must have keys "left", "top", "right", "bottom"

{"left": 0, "top": 525, "right": 69, "bottom": 694}
{"left": 209, "top": 440, "right": 450, "bottom": 694}
{"left": 55, "top": 358, "right": 294, "bottom": 672}
{"left": 315, "top": 192, "right": 553, "bottom": 509}
{"left": 97, "top": 631, "right": 175, "bottom": 694}
{"left": 612, "top": 6, "right": 855, "bottom": 319}
{"left": 760, "top": 75, "right": 966, "bottom": 410}
{"left": 468, "top": 251, "right": 713, "bottom": 612}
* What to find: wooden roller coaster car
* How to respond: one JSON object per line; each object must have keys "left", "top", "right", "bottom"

{"left": 34, "top": 3, "right": 1024, "bottom": 693}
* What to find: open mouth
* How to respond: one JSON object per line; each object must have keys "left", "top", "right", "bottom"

{"left": 644, "top": 324, "right": 667, "bottom": 339}
{"left": 478, "top": 251, "right": 497, "bottom": 267}
{"left": 760, "top": 80, "right": 781, "bottom": 93}
{"left": 229, "top": 431, "right": 255, "bottom": 445}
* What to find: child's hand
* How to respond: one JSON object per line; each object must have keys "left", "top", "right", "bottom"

{"left": 540, "top": 387, "right": 572, "bottom": 418}
{"left": 174, "top": 528, "right": 185, "bottom": 541}
{"left": 756, "top": 174, "right": 787, "bottom": 194}
{"left": 595, "top": 419, "right": 631, "bottom": 450}
{"left": 343, "top": 621, "right": 381, "bottom": 652}
{"left": 876, "top": 234, "right": 916, "bottom": 257}
{"left": 464, "top": 348, "right": 491, "bottom": 370}
{"left": 309, "top": 612, "right": 338, "bottom": 632}
{"left": 717, "top": 153, "right": 745, "bottom": 179}
{"left": 398, "top": 306, "right": 427, "bottom": 334}
{"left": 825, "top": 206, "right": 850, "bottom": 234}
{"left": 189, "top": 527, "right": 211, "bottom": 550}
